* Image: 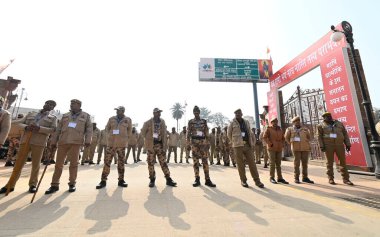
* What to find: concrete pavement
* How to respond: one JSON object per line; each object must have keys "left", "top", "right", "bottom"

{"left": 0, "top": 155, "right": 379, "bottom": 237}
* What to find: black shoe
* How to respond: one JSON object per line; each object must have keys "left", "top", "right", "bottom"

{"left": 137, "top": 159, "right": 142, "bottom": 162}
{"left": 270, "top": 178, "right": 278, "bottom": 184}
{"left": 186, "top": 160, "right": 189, "bottom": 164}
{"left": 166, "top": 177, "right": 177, "bottom": 187}
{"left": 277, "top": 178, "right": 289, "bottom": 184}
{"left": 96, "top": 162, "right": 100, "bottom": 165}
{"left": 255, "top": 182, "right": 265, "bottom": 188}
{"left": 329, "top": 179, "right": 336, "bottom": 185}
{"left": 224, "top": 163, "right": 230, "bottom": 166}
{"left": 68, "top": 185, "right": 76, "bottom": 192}
{"left": 0, "top": 186, "right": 14, "bottom": 194}
{"left": 50, "top": 160, "right": 56, "bottom": 164}
{"left": 193, "top": 177, "right": 201, "bottom": 187}
{"left": 302, "top": 177, "right": 314, "bottom": 184}
{"left": 343, "top": 179, "right": 354, "bottom": 186}
{"left": 263, "top": 164, "right": 268, "bottom": 168}
{"left": 89, "top": 161, "right": 95, "bottom": 165}
{"left": 64, "top": 161, "right": 68, "bottom": 165}
{"left": 205, "top": 179, "right": 216, "bottom": 187}
{"left": 118, "top": 180, "right": 128, "bottom": 188}
{"left": 233, "top": 163, "right": 236, "bottom": 167}
{"left": 294, "top": 178, "right": 301, "bottom": 184}
{"left": 216, "top": 162, "right": 221, "bottom": 165}
{"left": 4, "top": 161, "right": 14, "bottom": 167}
{"left": 27, "top": 157, "right": 32, "bottom": 162}
{"left": 149, "top": 178, "right": 155, "bottom": 188}
{"left": 45, "top": 186, "right": 59, "bottom": 194}
{"left": 81, "top": 163, "right": 84, "bottom": 166}
{"left": 29, "top": 186, "right": 37, "bottom": 193}
{"left": 96, "top": 181, "right": 106, "bottom": 189}
{"left": 241, "top": 181, "right": 249, "bottom": 188}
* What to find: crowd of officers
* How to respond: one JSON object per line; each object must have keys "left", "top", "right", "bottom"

{"left": 0, "top": 97, "right": 361, "bottom": 196}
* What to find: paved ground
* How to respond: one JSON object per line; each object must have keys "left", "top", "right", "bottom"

{"left": 0, "top": 155, "right": 379, "bottom": 237}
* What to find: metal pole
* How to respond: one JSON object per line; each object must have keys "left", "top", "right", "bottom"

{"left": 297, "top": 86, "right": 304, "bottom": 123}
{"left": 339, "top": 22, "right": 380, "bottom": 178}
{"left": 252, "top": 82, "right": 260, "bottom": 129}
{"left": 15, "top": 88, "right": 24, "bottom": 118}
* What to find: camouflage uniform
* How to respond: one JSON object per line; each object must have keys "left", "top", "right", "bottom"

{"left": 187, "top": 118, "right": 211, "bottom": 179}
{"left": 179, "top": 129, "right": 190, "bottom": 163}
{"left": 102, "top": 147, "right": 126, "bottom": 181}
{"left": 5, "top": 137, "right": 20, "bottom": 163}
{"left": 82, "top": 127, "right": 100, "bottom": 164}
{"left": 141, "top": 117, "right": 170, "bottom": 179}
{"left": 215, "top": 128, "right": 222, "bottom": 164}
{"left": 208, "top": 130, "right": 216, "bottom": 164}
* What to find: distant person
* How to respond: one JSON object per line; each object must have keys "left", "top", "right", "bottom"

{"left": 45, "top": 99, "right": 92, "bottom": 194}
{"left": 317, "top": 112, "right": 353, "bottom": 185}
{"left": 136, "top": 131, "right": 144, "bottom": 162}
{"left": 179, "top": 126, "right": 190, "bottom": 163}
{"left": 4, "top": 113, "right": 23, "bottom": 167}
{"left": 96, "top": 106, "right": 131, "bottom": 189}
{"left": 208, "top": 128, "right": 216, "bottom": 165}
{"left": 81, "top": 123, "right": 100, "bottom": 165}
{"left": 167, "top": 127, "right": 179, "bottom": 163}
{"left": 285, "top": 116, "right": 314, "bottom": 184}
{"left": 125, "top": 127, "right": 138, "bottom": 163}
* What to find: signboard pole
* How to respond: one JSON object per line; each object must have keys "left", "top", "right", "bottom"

{"left": 252, "top": 82, "right": 260, "bottom": 129}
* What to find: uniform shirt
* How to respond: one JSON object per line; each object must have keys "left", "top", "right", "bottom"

{"left": 18, "top": 110, "right": 57, "bottom": 147}
{"left": 227, "top": 118, "right": 255, "bottom": 148}
{"left": 141, "top": 117, "right": 168, "bottom": 151}
{"left": 209, "top": 132, "right": 216, "bottom": 147}
{"left": 187, "top": 118, "right": 209, "bottom": 143}
{"left": 263, "top": 125, "right": 284, "bottom": 152}
{"left": 51, "top": 110, "right": 92, "bottom": 145}
{"left": 168, "top": 132, "right": 179, "bottom": 147}
{"left": 317, "top": 120, "right": 350, "bottom": 147}
{"left": 179, "top": 130, "right": 187, "bottom": 147}
{"left": 106, "top": 115, "right": 132, "bottom": 148}
{"left": 99, "top": 129, "right": 108, "bottom": 146}
{"left": 284, "top": 126, "right": 311, "bottom": 151}
{"left": 91, "top": 128, "right": 101, "bottom": 145}
{"left": 128, "top": 132, "right": 138, "bottom": 146}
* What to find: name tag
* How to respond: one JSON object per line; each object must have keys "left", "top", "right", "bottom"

{"left": 293, "top": 137, "right": 301, "bottom": 142}
{"left": 241, "top": 132, "right": 246, "bottom": 137}
{"left": 113, "top": 129, "right": 120, "bottom": 135}
{"left": 153, "top": 133, "right": 159, "bottom": 138}
{"left": 196, "top": 131, "right": 203, "bottom": 136}
{"left": 68, "top": 122, "right": 77, "bottom": 128}
{"left": 330, "top": 133, "right": 337, "bottom": 138}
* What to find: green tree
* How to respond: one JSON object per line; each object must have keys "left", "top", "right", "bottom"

{"left": 170, "top": 102, "right": 185, "bottom": 132}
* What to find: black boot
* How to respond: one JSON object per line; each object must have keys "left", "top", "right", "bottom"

{"left": 118, "top": 180, "right": 128, "bottom": 188}
{"left": 192, "top": 177, "right": 201, "bottom": 187}
{"left": 149, "top": 177, "right": 155, "bottom": 188}
{"left": 96, "top": 181, "right": 106, "bottom": 189}
{"left": 45, "top": 186, "right": 59, "bottom": 194}
{"left": 205, "top": 179, "right": 216, "bottom": 187}
{"left": 0, "top": 186, "right": 14, "bottom": 194}
{"left": 166, "top": 177, "right": 177, "bottom": 187}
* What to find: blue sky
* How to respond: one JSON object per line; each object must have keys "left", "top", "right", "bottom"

{"left": 0, "top": 0, "right": 378, "bottom": 129}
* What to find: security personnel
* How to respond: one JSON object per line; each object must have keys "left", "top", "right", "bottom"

{"left": 45, "top": 99, "right": 92, "bottom": 194}
{"left": 208, "top": 128, "right": 216, "bottom": 165}
{"left": 228, "top": 109, "right": 264, "bottom": 188}
{"left": 179, "top": 126, "right": 190, "bottom": 163}
{"left": 81, "top": 123, "right": 100, "bottom": 165}
{"left": 140, "top": 108, "right": 177, "bottom": 188}
{"left": 96, "top": 106, "right": 131, "bottom": 189}
{"left": 125, "top": 127, "right": 138, "bottom": 163}
{"left": 0, "top": 96, "right": 14, "bottom": 188}
{"left": 222, "top": 126, "right": 235, "bottom": 166}
{"left": 263, "top": 117, "right": 288, "bottom": 184}
{"left": 1, "top": 100, "right": 57, "bottom": 194}
{"left": 187, "top": 106, "right": 216, "bottom": 187}
{"left": 285, "top": 116, "right": 314, "bottom": 184}
{"left": 96, "top": 129, "right": 109, "bottom": 165}
{"left": 136, "top": 131, "right": 144, "bottom": 162}
{"left": 215, "top": 126, "right": 222, "bottom": 165}
{"left": 317, "top": 112, "right": 353, "bottom": 185}
{"left": 4, "top": 114, "right": 23, "bottom": 166}
{"left": 167, "top": 127, "right": 179, "bottom": 163}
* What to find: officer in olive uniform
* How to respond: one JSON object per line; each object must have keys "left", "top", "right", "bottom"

{"left": 187, "top": 106, "right": 216, "bottom": 187}
{"left": 81, "top": 123, "right": 100, "bottom": 165}
{"left": 179, "top": 126, "right": 190, "bottom": 163}
{"left": 317, "top": 112, "right": 353, "bottom": 185}
{"left": 140, "top": 108, "right": 177, "bottom": 188}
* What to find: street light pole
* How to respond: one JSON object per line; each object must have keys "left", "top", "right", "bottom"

{"left": 15, "top": 87, "right": 25, "bottom": 118}
{"left": 331, "top": 21, "right": 380, "bottom": 178}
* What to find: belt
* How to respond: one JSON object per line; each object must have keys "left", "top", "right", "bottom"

{"left": 192, "top": 136, "right": 205, "bottom": 140}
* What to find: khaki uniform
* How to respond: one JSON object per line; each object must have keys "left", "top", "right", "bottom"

{"left": 82, "top": 127, "right": 100, "bottom": 164}
{"left": 215, "top": 131, "right": 222, "bottom": 163}
{"left": 317, "top": 120, "right": 351, "bottom": 181}
{"left": 126, "top": 132, "right": 138, "bottom": 163}
{"left": 0, "top": 109, "right": 11, "bottom": 145}
{"left": 258, "top": 129, "right": 269, "bottom": 165}
{"left": 97, "top": 129, "right": 110, "bottom": 164}
{"left": 208, "top": 132, "right": 216, "bottom": 164}
{"left": 187, "top": 118, "right": 211, "bottom": 179}
{"left": 136, "top": 133, "right": 144, "bottom": 160}
{"left": 179, "top": 130, "right": 190, "bottom": 162}
{"left": 167, "top": 132, "right": 179, "bottom": 163}
{"left": 222, "top": 132, "right": 235, "bottom": 166}
{"left": 285, "top": 126, "right": 311, "bottom": 180}
{"left": 263, "top": 125, "right": 285, "bottom": 180}
{"left": 228, "top": 118, "right": 261, "bottom": 184}
{"left": 50, "top": 110, "right": 92, "bottom": 187}
{"left": 7, "top": 111, "right": 57, "bottom": 188}
{"left": 141, "top": 118, "right": 170, "bottom": 179}
{"left": 100, "top": 115, "right": 132, "bottom": 181}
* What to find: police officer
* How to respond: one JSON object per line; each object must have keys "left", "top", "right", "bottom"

{"left": 208, "top": 128, "right": 216, "bottom": 165}
{"left": 1, "top": 100, "right": 57, "bottom": 194}
{"left": 167, "top": 127, "right": 179, "bottom": 163}
{"left": 187, "top": 106, "right": 216, "bottom": 187}
{"left": 96, "top": 106, "right": 131, "bottom": 189}
{"left": 317, "top": 112, "right": 353, "bottom": 185}
{"left": 140, "top": 108, "right": 177, "bottom": 188}
{"left": 285, "top": 116, "right": 314, "bottom": 184}
{"left": 179, "top": 126, "right": 190, "bottom": 163}
{"left": 263, "top": 117, "right": 288, "bottom": 184}
{"left": 81, "top": 123, "right": 100, "bottom": 165}
{"left": 125, "top": 127, "right": 138, "bottom": 163}
{"left": 228, "top": 109, "right": 264, "bottom": 188}
{"left": 45, "top": 99, "right": 92, "bottom": 194}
